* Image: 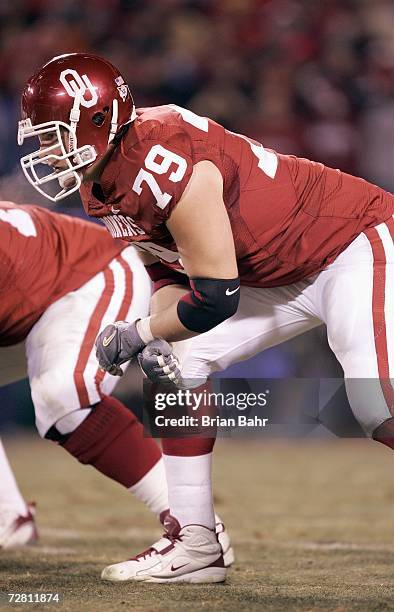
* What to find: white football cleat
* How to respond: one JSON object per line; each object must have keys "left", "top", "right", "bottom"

{"left": 0, "top": 502, "right": 38, "bottom": 549}
{"left": 101, "top": 521, "right": 226, "bottom": 583}
{"left": 159, "top": 509, "right": 234, "bottom": 568}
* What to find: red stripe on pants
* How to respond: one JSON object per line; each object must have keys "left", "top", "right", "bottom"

{"left": 73, "top": 268, "right": 114, "bottom": 406}
{"left": 94, "top": 256, "right": 134, "bottom": 394}
{"left": 364, "top": 226, "right": 394, "bottom": 415}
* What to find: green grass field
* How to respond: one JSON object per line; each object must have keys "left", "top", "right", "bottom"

{"left": 1, "top": 436, "right": 394, "bottom": 611}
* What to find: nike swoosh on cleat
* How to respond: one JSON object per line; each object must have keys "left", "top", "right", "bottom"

{"left": 102, "top": 330, "right": 117, "bottom": 347}
{"left": 171, "top": 563, "right": 189, "bottom": 572}
{"left": 225, "top": 286, "right": 240, "bottom": 296}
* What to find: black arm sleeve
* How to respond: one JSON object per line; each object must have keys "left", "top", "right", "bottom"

{"left": 177, "top": 277, "right": 240, "bottom": 333}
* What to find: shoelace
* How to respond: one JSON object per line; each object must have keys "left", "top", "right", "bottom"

{"left": 130, "top": 532, "right": 182, "bottom": 562}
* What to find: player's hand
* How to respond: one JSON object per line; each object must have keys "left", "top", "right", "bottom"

{"left": 138, "top": 339, "right": 182, "bottom": 386}
{"left": 95, "top": 321, "right": 145, "bottom": 376}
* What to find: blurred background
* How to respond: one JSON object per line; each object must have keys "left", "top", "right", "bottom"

{"left": 2, "top": 0, "right": 394, "bottom": 430}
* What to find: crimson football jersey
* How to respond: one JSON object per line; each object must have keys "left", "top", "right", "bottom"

{"left": 0, "top": 202, "right": 126, "bottom": 345}
{"left": 80, "top": 104, "right": 394, "bottom": 287}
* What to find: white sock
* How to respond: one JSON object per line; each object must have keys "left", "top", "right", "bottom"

{"left": 0, "top": 439, "right": 28, "bottom": 514}
{"left": 163, "top": 452, "right": 215, "bottom": 529}
{"left": 129, "top": 458, "right": 169, "bottom": 517}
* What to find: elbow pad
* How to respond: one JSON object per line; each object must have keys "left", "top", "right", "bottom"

{"left": 177, "top": 277, "right": 240, "bottom": 333}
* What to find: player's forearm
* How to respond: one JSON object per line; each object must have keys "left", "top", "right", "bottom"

{"left": 149, "top": 300, "right": 198, "bottom": 342}
{"left": 150, "top": 284, "right": 189, "bottom": 315}
{"left": 145, "top": 284, "right": 197, "bottom": 341}
{"left": 139, "top": 276, "right": 240, "bottom": 344}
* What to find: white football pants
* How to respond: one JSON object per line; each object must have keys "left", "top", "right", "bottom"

{"left": 0, "top": 246, "right": 151, "bottom": 437}
{"left": 175, "top": 219, "right": 394, "bottom": 436}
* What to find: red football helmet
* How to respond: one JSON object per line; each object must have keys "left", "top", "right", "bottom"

{"left": 18, "top": 52, "right": 136, "bottom": 201}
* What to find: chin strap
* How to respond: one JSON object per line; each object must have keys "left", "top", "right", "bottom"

{"left": 112, "top": 122, "right": 131, "bottom": 147}
{"left": 108, "top": 99, "right": 119, "bottom": 144}
{"left": 129, "top": 105, "right": 137, "bottom": 122}
{"left": 109, "top": 102, "right": 137, "bottom": 147}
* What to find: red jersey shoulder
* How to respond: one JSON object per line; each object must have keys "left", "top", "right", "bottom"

{"left": 0, "top": 203, "right": 41, "bottom": 276}
{"left": 0, "top": 201, "right": 123, "bottom": 281}
{"left": 0, "top": 202, "right": 39, "bottom": 239}
{"left": 0, "top": 202, "right": 126, "bottom": 345}
{"left": 98, "top": 105, "right": 225, "bottom": 235}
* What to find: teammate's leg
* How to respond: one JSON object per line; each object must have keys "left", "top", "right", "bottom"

{"left": 0, "top": 439, "right": 27, "bottom": 515}
{"left": 0, "top": 346, "right": 38, "bottom": 548}
{"left": 0, "top": 439, "right": 37, "bottom": 548}
{"left": 56, "top": 396, "right": 167, "bottom": 517}
{"left": 27, "top": 247, "right": 169, "bottom": 520}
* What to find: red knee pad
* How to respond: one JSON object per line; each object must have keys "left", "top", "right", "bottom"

{"left": 62, "top": 395, "right": 161, "bottom": 487}
{"left": 372, "top": 418, "right": 394, "bottom": 450}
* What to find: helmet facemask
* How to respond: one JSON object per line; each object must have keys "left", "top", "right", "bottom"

{"left": 18, "top": 90, "right": 101, "bottom": 202}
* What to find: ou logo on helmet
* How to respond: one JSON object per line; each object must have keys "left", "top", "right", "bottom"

{"left": 59, "top": 69, "right": 98, "bottom": 108}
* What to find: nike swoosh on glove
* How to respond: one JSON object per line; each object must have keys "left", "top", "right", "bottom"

{"left": 95, "top": 321, "right": 145, "bottom": 376}
{"left": 138, "top": 339, "right": 182, "bottom": 386}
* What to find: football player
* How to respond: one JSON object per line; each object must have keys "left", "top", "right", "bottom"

{"left": 0, "top": 203, "right": 178, "bottom": 547}
{"left": 17, "top": 53, "right": 394, "bottom": 583}
{"left": 0, "top": 200, "right": 171, "bottom": 547}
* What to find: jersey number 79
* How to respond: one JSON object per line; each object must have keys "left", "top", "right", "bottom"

{"left": 132, "top": 105, "right": 278, "bottom": 210}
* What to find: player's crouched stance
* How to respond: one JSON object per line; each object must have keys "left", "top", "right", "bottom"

{"left": 18, "top": 52, "right": 394, "bottom": 585}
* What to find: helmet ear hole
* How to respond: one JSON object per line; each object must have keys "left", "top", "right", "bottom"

{"left": 92, "top": 110, "right": 108, "bottom": 127}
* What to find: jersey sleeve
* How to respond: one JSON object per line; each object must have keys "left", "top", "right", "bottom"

{"left": 0, "top": 242, "right": 15, "bottom": 295}
{"left": 0, "top": 208, "right": 35, "bottom": 294}
{"left": 122, "top": 123, "right": 195, "bottom": 227}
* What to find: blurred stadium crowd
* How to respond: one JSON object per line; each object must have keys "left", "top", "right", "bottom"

{"left": 2, "top": 0, "right": 394, "bottom": 186}
{"left": 2, "top": 0, "right": 394, "bottom": 425}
